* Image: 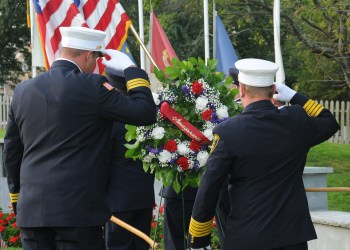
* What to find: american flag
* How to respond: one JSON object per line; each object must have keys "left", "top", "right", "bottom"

{"left": 32, "top": 0, "right": 131, "bottom": 73}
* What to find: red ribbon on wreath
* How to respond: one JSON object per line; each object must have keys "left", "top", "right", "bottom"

{"left": 160, "top": 102, "right": 210, "bottom": 145}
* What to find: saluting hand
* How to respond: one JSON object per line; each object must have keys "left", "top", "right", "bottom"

{"left": 273, "top": 83, "right": 297, "bottom": 103}
{"left": 101, "top": 49, "right": 135, "bottom": 72}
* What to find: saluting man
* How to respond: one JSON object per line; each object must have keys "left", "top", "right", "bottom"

{"left": 188, "top": 58, "right": 339, "bottom": 250}
{"left": 4, "top": 26, "right": 156, "bottom": 250}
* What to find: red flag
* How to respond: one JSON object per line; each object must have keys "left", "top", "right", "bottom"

{"left": 32, "top": 0, "right": 131, "bottom": 73}
{"left": 150, "top": 12, "right": 178, "bottom": 72}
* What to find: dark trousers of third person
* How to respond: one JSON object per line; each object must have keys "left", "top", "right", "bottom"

{"left": 105, "top": 207, "right": 153, "bottom": 250}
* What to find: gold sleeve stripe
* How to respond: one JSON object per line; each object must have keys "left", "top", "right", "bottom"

{"left": 189, "top": 217, "right": 213, "bottom": 237}
{"left": 303, "top": 99, "right": 324, "bottom": 117}
{"left": 304, "top": 100, "right": 317, "bottom": 113}
{"left": 126, "top": 78, "right": 150, "bottom": 90}
{"left": 10, "top": 193, "right": 19, "bottom": 203}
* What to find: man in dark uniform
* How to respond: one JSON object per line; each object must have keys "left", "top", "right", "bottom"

{"left": 161, "top": 185, "right": 198, "bottom": 250}
{"left": 4, "top": 26, "right": 156, "bottom": 250}
{"left": 188, "top": 58, "right": 339, "bottom": 250}
{"left": 104, "top": 69, "right": 155, "bottom": 250}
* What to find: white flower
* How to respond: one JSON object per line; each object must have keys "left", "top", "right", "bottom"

{"left": 197, "top": 151, "right": 209, "bottom": 167}
{"left": 203, "top": 129, "right": 214, "bottom": 141}
{"left": 195, "top": 96, "right": 208, "bottom": 111}
{"left": 144, "top": 153, "right": 155, "bottom": 163}
{"left": 152, "top": 92, "right": 160, "bottom": 105}
{"left": 137, "top": 135, "right": 146, "bottom": 142}
{"left": 151, "top": 127, "right": 165, "bottom": 139}
{"left": 158, "top": 150, "right": 172, "bottom": 163}
{"left": 217, "top": 106, "right": 228, "bottom": 119}
{"left": 177, "top": 143, "right": 189, "bottom": 155}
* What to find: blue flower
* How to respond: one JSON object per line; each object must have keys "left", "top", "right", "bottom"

{"left": 182, "top": 86, "right": 190, "bottom": 96}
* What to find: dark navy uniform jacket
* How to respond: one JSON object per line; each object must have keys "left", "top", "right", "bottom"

{"left": 107, "top": 122, "right": 155, "bottom": 212}
{"left": 189, "top": 93, "right": 339, "bottom": 250}
{"left": 4, "top": 60, "right": 156, "bottom": 227}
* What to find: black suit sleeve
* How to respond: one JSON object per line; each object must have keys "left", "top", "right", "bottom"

{"left": 188, "top": 134, "right": 233, "bottom": 248}
{"left": 98, "top": 67, "right": 157, "bottom": 126}
{"left": 4, "top": 103, "right": 23, "bottom": 206}
{"left": 291, "top": 93, "right": 339, "bottom": 147}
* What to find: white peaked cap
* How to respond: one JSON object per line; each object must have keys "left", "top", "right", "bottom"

{"left": 60, "top": 26, "right": 106, "bottom": 51}
{"left": 235, "top": 58, "right": 279, "bottom": 87}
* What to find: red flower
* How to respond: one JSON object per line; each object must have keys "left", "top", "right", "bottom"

{"left": 189, "top": 140, "right": 201, "bottom": 152}
{"left": 12, "top": 222, "right": 17, "bottom": 228}
{"left": 202, "top": 109, "right": 213, "bottom": 121}
{"left": 159, "top": 234, "right": 164, "bottom": 239}
{"left": 164, "top": 140, "right": 177, "bottom": 152}
{"left": 0, "top": 225, "right": 5, "bottom": 233}
{"left": 213, "top": 217, "right": 217, "bottom": 228}
{"left": 0, "top": 212, "right": 3, "bottom": 217}
{"left": 5, "top": 216, "right": 11, "bottom": 221}
{"left": 159, "top": 205, "right": 164, "bottom": 214}
{"left": 177, "top": 157, "right": 189, "bottom": 171}
{"left": 191, "top": 81, "right": 203, "bottom": 95}
{"left": 9, "top": 236, "right": 19, "bottom": 243}
{"left": 151, "top": 222, "right": 157, "bottom": 228}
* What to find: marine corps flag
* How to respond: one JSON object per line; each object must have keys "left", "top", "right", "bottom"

{"left": 150, "top": 11, "right": 178, "bottom": 72}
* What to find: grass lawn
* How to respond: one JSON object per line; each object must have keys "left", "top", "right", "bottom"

{"left": 0, "top": 129, "right": 5, "bottom": 138}
{"left": 306, "top": 142, "right": 350, "bottom": 212}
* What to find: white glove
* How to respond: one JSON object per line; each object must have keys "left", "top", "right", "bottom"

{"left": 191, "top": 246, "right": 211, "bottom": 250}
{"left": 101, "top": 49, "right": 135, "bottom": 72}
{"left": 273, "top": 83, "right": 297, "bottom": 103}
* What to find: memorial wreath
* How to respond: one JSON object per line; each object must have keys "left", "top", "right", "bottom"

{"left": 125, "top": 57, "right": 241, "bottom": 193}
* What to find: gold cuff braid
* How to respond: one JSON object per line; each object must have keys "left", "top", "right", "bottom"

{"left": 189, "top": 217, "right": 213, "bottom": 238}
{"left": 126, "top": 78, "right": 150, "bottom": 91}
{"left": 303, "top": 99, "right": 324, "bottom": 117}
{"left": 10, "top": 193, "right": 19, "bottom": 203}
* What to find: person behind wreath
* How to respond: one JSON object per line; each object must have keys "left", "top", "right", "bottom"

{"left": 4, "top": 26, "right": 156, "bottom": 250}
{"left": 188, "top": 58, "right": 339, "bottom": 250}
{"left": 104, "top": 68, "right": 155, "bottom": 250}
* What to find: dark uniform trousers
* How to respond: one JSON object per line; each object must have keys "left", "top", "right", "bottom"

{"left": 105, "top": 122, "right": 155, "bottom": 250}
{"left": 105, "top": 208, "right": 153, "bottom": 250}
{"left": 21, "top": 227, "right": 104, "bottom": 250}
{"left": 162, "top": 186, "right": 198, "bottom": 250}
{"left": 4, "top": 61, "right": 157, "bottom": 250}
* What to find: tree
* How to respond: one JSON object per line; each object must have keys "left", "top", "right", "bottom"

{"left": 0, "top": 0, "right": 31, "bottom": 87}
{"left": 212, "top": 0, "right": 350, "bottom": 100}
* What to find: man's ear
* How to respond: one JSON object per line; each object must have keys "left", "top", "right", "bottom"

{"left": 239, "top": 84, "right": 245, "bottom": 98}
{"left": 86, "top": 51, "right": 94, "bottom": 61}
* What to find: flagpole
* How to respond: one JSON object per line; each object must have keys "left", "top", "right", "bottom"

{"left": 130, "top": 24, "right": 159, "bottom": 70}
{"left": 138, "top": 0, "right": 145, "bottom": 69}
{"left": 29, "top": 0, "right": 37, "bottom": 77}
{"left": 203, "top": 0, "right": 209, "bottom": 64}
{"left": 273, "top": 0, "right": 285, "bottom": 84}
{"left": 213, "top": 2, "right": 217, "bottom": 59}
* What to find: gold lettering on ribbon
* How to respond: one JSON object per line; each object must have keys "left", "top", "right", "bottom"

{"left": 172, "top": 117, "right": 202, "bottom": 141}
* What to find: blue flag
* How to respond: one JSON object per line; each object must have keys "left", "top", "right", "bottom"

{"left": 215, "top": 15, "right": 239, "bottom": 77}
{"left": 121, "top": 41, "right": 137, "bottom": 66}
